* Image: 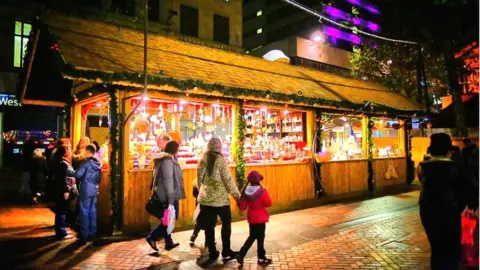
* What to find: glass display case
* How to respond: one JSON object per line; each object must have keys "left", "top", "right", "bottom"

{"left": 320, "top": 116, "right": 364, "bottom": 161}
{"left": 243, "top": 107, "right": 311, "bottom": 163}
{"left": 371, "top": 118, "right": 405, "bottom": 158}
{"left": 128, "top": 97, "right": 233, "bottom": 169}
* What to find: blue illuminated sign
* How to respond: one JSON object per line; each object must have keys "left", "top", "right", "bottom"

{"left": 0, "top": 94, "right": 22, "bottom": 107}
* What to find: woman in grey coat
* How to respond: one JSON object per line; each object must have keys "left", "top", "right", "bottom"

{"left": 146, "top": 141, "right": 186, "bottom": 251}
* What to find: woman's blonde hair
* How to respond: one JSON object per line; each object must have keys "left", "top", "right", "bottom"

{"left": 33, "top": 148, "right": 44, "bottom": 158}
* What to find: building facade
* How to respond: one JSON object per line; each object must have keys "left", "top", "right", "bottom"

{"left": 243, "top": 0, "right": 380, "bottom": 51}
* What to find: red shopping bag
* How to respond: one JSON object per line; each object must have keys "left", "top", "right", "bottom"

{"left": 461, "top": 209, "right": 479, "bottom": 268}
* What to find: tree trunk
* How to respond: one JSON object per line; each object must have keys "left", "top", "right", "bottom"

{"left": 443, "top": 41, "right": 468, "bottom": 137}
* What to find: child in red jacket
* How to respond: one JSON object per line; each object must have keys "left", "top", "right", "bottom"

{"left": 236, "top": 170, "right": 272, "bottom": 265}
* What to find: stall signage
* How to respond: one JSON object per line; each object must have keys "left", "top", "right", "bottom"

{"left": 0, "top": 94, "right": 22, "bottom": 107}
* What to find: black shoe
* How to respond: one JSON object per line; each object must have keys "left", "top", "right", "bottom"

{"left": 164, "top": 242, "right": 179, "bottom": 251}
{"left": 236, "top": 254, "right": 244, "bottom": 265}
{"left": 198, "top": 251, "right": 220, "bottom": 267}
{"left": 258, "top": 258, "right": 272, "bottom": 265}
{"left": 222, "top": 250, "right": 238, "bottom": 260}
{"left": 146, "top": 237, "right": 158, "bottom": 251}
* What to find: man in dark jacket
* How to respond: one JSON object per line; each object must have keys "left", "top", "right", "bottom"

{"left": 75, "top": 144, "right": 102, "bottom": 242}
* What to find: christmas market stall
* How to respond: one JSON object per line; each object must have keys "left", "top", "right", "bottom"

{"left": 23, "top": 13, "right": 422, "bottom": 235}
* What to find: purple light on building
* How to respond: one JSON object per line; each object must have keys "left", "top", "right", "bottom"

{"left": 323, "top": 6, "right": 351, "bottom": 21}
{"left": 365, "top": 5, "right": 381, "bottom": 14}
{"left": 323, "top": 26, "right": 362, "bottom": 45}
{"left": 346, "top": 0, "right": 381, "bottom": 15}
{"left": 352, "top": 17, "right": 362, "bottom": 25}
{"left": 366, "top": 22, "right": 380, "bottom": 32}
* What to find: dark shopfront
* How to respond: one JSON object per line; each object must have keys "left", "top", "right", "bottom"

{"left": 0, "top": 100, "right": 63, "bottom": 170}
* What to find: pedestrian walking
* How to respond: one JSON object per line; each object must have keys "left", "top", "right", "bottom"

{"left": 52, "top": 145, "right": 77, "bottom": 240}
{"left": 75, "top": 144, "right": 102, "bottom": 244}
{"left": 189, "top": 179, "right": 203, "bottom": 246}
{"left": 19, "top": 133, "right": 34, "bottom": 203}
{"left": 146, "top": 140, "right": 186, "bottom": 252}
{"left": 30, "top": 148, "right": 48, "bottom": 205}
{"left": 418, "top": 133, "right": 463, "bottom": 269}
{"left": 196, "top": 138, "right": 241, "bottom": 266}
{"left": 235, "top": 171, "right": 272, "bottom": 266}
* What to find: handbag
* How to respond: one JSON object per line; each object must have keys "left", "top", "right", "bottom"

{"left": 145, "top": 166, "right": 167, "bottom": 219}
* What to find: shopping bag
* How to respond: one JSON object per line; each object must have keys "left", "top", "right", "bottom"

{"left": 193, "top": 204, "right": 201, "bottom": 225}
{"left": 461, "top": 208, "right": 479, "bottom": 268}
{"left": 163, "top": 205, "right": 176, "bottom": 234}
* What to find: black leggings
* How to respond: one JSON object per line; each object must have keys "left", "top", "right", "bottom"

{"left": 199, "top": 205, "right": 233, "bottom": 258}
{"left": 240, "top": 223, "right": 266, "bottom": 259}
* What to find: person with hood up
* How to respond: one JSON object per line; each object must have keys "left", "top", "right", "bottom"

{"left": 146, "top": 140, "right": 186, "bottom": 252}
{"left": 75, "top": 144, "right": 102, "bottom": 243}
{"left": 196, "top": 138, "right": 241, "bottom": 266}
{"left": 236, "top": 171, "right": 272, "bottom": 266}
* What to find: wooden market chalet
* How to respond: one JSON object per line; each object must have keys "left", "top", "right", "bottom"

{"left": 21, "top": 13, "right": 422, "bottom": 235}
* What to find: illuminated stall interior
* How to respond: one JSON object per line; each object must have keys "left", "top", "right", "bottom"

{"left": 77, "top": 97, "right": 110, "bottom": 169}
{"left": 128, "top": 97, "right": 234, "bottom": 169}
{"left": 370, "top": 117, "right": 405, "bottom": 158}
{"left": 243, "top": 107, "right": 311, "bottom": 163}
{"left": 320, "top": 115, "right": 365, "bottom": 161}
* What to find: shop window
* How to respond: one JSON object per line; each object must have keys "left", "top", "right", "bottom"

{"left": 13, "top": 21, "right": 31, "bottom": 68}
{"left": 148, "top": 0, "right": 160, "bottom": 21}
{"left": 371, "top": 118, "right": 405, "bottom": 158}
{"left": 180, "top": 5, "right": 199, "bottom": 37}
{"left": 213, "top": 14, "right": 230, "bottom": 44}
{"left": 321, "top": 116, "right": 365, "bottom": 161}
{"left": 128, "top": 98, "right": 233, "bottom": 169}
{"left": 243, "top": 107, "right": 311, "bottom": 163}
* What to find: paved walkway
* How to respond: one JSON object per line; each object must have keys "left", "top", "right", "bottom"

{"left": 0, "top": 190, "right": 433, "bottom": 269}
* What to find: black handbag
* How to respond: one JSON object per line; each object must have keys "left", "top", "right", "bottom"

{"left": 146, "top": 166, "right": 167, "bottom": 219}
{"left": 145, "top": 193, "right": 166, "bottom": 219}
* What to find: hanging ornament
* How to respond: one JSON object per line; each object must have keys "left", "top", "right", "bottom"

{"left": 99, "top": 116, "right": 103, "bottom": 127}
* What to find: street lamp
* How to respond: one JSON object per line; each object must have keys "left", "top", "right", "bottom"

{"left": 311, "top": 31, "right": 325, "bottom": 43}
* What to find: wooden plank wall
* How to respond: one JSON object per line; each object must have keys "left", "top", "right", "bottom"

{"left": 321, "top": 160, "right": 369, "bottom": 195}
{"left": 244, "top": 163, "right": 315, "bottom": 206}
{"left": 97, "top": 170, "right": 112, "bottom": 234}
{"left": 122, "top": 164, "right": 314, "bottom": 235}
{"left": 372, "top": 158, "right": 407, "bottom": 188}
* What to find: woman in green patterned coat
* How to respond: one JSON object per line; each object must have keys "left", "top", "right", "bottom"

{"left": 196, "top": 138, "right": 241, "bottom": 266}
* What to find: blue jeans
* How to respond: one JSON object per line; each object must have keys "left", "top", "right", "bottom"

{"left": 55, "top": 198, "right": 68, "bottom": 237}
{"left": 147, "top": 200, "right": 179, "bottom": 244}
{"left": 78, "top": 195, "right": 97, "bottom": 239}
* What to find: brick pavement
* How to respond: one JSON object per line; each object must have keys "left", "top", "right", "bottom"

{"left": 0, "top": 191, "right": 433, "bottom": 270}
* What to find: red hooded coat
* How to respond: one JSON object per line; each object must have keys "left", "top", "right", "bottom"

{"left": 238, "top": 186, "right": 272, "bottom": 224}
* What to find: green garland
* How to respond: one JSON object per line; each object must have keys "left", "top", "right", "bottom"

{"left": 108, "top": 87, "right": 121, "bottom": 232}
{"left": 313, "top": 109, "right": 324, "bottom": 197}
{"left": 367, "top": 117, "right": 375, "bottom": 192}
{"left": 64, "top": 105, "right": 71, "bottom": 138}
{"left": 235, "top": 101, "right": 246, "bottom": 189}
{"left": 61, "top": 65, "right": 422, "bottom": 116}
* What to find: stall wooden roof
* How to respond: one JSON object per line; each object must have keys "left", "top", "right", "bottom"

{"left": 40, "top": 13, "right": 421, "bottom": 112}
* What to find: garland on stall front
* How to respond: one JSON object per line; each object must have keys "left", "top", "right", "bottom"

{"left": 64, "top": 105, "right": 71, "bottom": 138}
{"left": 313, "top": 109, "right": 325, "bottom": 197}
{"left": 60, "top": 65, "right": 422, "bottom": 116}
{"left": 367, "top": 117, "right": 375, "bottom": 192}
{"left": 235, "top": 101, "right": 246, "bottom": 190}
{"left": 108, "top": 87, "right": 121, "bottom": 232}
